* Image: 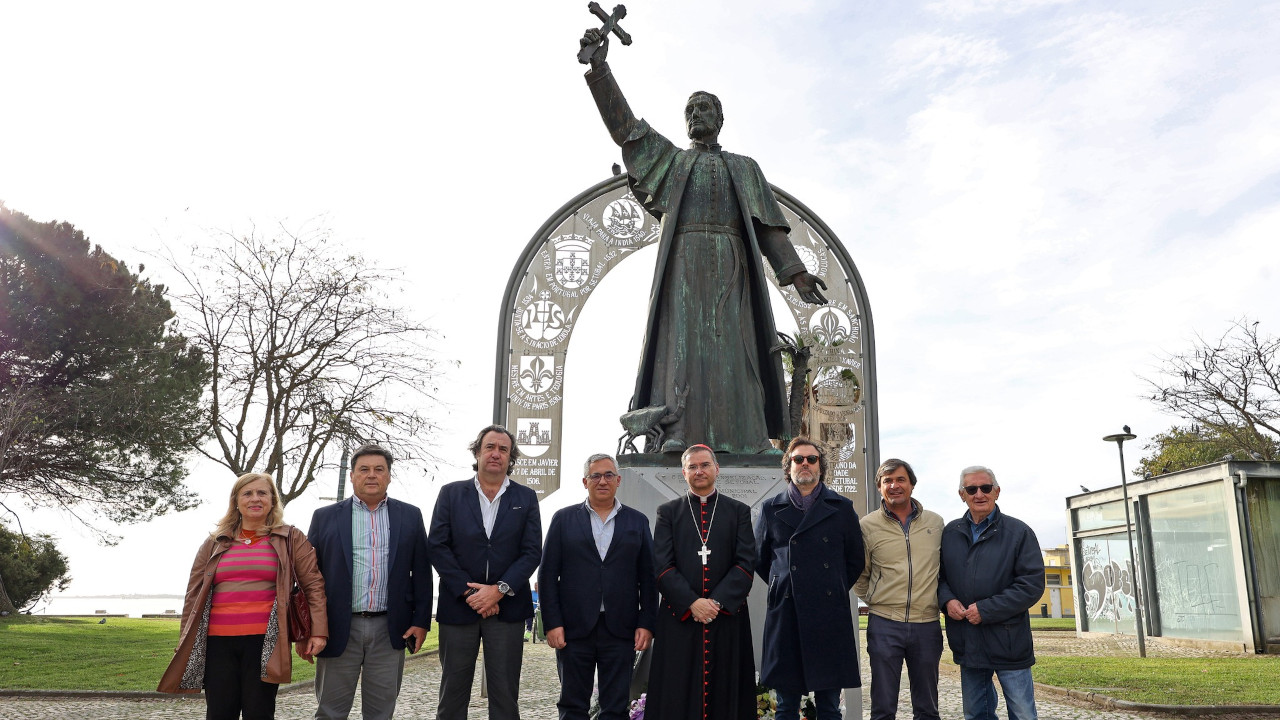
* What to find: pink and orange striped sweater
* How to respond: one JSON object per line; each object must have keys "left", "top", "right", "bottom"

{"left": 208, "top": 531, "right": 280, "bottom": 636}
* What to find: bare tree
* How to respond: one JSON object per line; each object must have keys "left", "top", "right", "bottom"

{"left": 167, "top": 222, "right": 445, "bottom": 504}
{"left": 1143, "top": 318, "right": 1279, "bottom": 462}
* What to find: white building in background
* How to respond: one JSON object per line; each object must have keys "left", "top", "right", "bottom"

{"left": 1066, "top": 460, "right": 1280, "bottom": 653}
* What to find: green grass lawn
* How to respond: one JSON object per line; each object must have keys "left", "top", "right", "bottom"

{"left": 8, "top": 615, "right": 1280, "bottom": 705}
{"left": 0, "top": 616, "right": 439, "bottom": 692}
{"left": 860, "top": 616, "right": 1076, "bottom": 630}
{"left": 1033, "top": 655, "right": 1280, "bottom": 705}
{"left": 1028, "top": 617, "right": 1077, "bottom": 630}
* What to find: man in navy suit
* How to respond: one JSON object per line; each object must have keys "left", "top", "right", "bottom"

{"left": 539, "top": 453, "right": 658, "bottom": 720}
{"left": 303, "top": 443, "right": 432, "bottom": 720}
{"left": 428, "top": 425, "right": 542, "bottom": 720}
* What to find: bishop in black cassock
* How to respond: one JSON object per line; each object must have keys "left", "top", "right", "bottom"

{"left": 646, "top": 445, "right": 756, "bottom": 720}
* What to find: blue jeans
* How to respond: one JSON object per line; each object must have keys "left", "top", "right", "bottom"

{"left": 960, "top": 666, "right": 1037, "bottom": 720}
{"left": 776, "top": 689, "right": 841, "bottom": 720}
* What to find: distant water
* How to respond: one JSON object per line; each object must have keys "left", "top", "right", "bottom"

{"left": 33, "top": 595, "right": 185, "bottom": 618}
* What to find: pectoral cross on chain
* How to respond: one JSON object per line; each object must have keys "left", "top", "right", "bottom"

{"left": 698, "top": 544, "right": 711, "bottom": 566}
{"left": 578, "top": 2, "right": 633, "bottom": 65}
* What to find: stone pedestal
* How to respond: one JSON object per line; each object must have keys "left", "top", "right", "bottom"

{"left": 617, "top": 452, "right": 788, "bottom": 519}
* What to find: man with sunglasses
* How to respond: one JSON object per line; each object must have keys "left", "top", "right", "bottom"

{"left": 755, "top": 437, "right": 865, "bottom": 719}
{"left": 538, "top": 453, "right": 658, "bottom": 720}
{"left": 854, "top": 458, "right": 945, "bottom": 720}
{"left": 938, "top": 466, "right": 1045, "bottom": 720}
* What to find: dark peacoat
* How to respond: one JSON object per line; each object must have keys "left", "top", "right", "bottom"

{"left": 755, "top": 483, "right": 865, "bottom": 693}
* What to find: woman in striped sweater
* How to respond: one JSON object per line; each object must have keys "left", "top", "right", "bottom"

{"left": 159, "top": 473, "right": 329, "bottom": 720}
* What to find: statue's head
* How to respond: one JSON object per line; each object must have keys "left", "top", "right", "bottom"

{"left": 685, "top": 91, "right": 723, "bottom": 142}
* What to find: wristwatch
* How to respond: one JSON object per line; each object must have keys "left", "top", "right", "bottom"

{"left": 497, "top": 581, "right": 513, "bottom": 596}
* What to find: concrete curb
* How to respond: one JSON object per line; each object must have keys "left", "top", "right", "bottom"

{"left": 1034, "top": 681, "right": 1280, "bottom": 715}
{"left": 0, "top": 649, "right": 439, "bottom": 701}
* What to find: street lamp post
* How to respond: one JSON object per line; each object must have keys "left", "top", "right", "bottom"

{"left": 1103, "top": 426, "right": 1146, "bottom": 658}
{"left": 335, "top": 445, "right": 349, "bottom": 500}
{"left": 320, "top": 445, "right": 350, "bottom": 503}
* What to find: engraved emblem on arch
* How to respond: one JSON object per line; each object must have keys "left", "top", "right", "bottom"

{"left": 519, "top": 291, "right": 571, "bottom": 342}
{"left": 794, "top": 245, "right": 821, "bottom": 276}
{"left": 515, "top": 417, "right": 553, "bottom": 458}
{"left": 812, "top": 364, "right": 862, "bottom": 408}
{"left": 602, "top": 195, "right": 647, "bottom": 243}
{"left": 552, "top": 234, "right": 593, "bottom": 289}
{"left": 808, "top": 306, "right": 853, "bottom": 346}
{"left": 517, "top": 355, "right": 558, "bottom": 395}
{"left": 820, "top": 422, "right": 858, "bottom": 460}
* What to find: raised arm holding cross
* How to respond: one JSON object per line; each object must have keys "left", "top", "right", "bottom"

{"left": 577, "top": 2, "right": 630, "bottom": 66}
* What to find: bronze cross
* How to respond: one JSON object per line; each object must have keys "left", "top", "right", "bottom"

{"left": 578, "top": 2, "right": 632, "bottom": 65}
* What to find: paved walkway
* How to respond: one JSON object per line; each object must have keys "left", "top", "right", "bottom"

{"left": 0, "top": 632, "right": 1266, "bottom": 719}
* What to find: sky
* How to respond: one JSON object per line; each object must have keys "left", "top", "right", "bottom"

{"left": 2, "top": 0, "right": 1278, "bottom": 600}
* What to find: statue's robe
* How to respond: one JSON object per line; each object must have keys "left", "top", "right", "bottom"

{"left": 587, "top": 64, "right": 808, "bottom": 453}
{"left": 648, "top": 491, "right": 756, "bottom": 720}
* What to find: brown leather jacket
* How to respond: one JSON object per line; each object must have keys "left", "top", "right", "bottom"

{"left": 158, "top": 524, "right": 329, "bottom": 692}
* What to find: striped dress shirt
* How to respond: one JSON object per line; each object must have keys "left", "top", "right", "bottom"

{"left": 351, "top": 497, "right": 390, "bottom": 613}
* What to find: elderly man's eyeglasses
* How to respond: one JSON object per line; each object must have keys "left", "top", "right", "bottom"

{"left": 587, "top": 472, "right": 619, "bottom": 482}
{"left": 962, "top": 484, "right": 995, "bottom": 495}
{"left": 790, "top": 455, "right": 820, "bottom": 465}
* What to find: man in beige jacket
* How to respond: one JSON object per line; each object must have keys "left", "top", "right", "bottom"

{"left": 854, "top": 459, "right": 945, "bottom": 720}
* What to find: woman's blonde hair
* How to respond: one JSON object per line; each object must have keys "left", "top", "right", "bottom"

{"left": 211, "top": 472, "right": 286, "bottom": 539}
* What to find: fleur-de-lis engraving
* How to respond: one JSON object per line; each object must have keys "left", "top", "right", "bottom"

{"left": 520, "top": 356, "right": 555, "bottom": 393}
{"left": 810, "top": 308, "right": 850, "bottom": 346}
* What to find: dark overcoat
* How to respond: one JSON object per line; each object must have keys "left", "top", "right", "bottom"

{"left": 755, "top": 483, "right": 865, "bottom": 693}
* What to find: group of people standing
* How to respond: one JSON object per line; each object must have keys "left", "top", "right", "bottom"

{"left": 158, "top": 425, "right": 541, "bottom": 720}
{"left": 158, "top": 424, "right": 1045, "bottom": 720}
{"left": 857, "top": 460, "right": 1047, "bottom": 720}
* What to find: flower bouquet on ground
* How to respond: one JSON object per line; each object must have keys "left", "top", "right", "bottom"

{"left": 756, "top": 682, "right": 777, "bottom": 719}
{"left": 755, "top": 683, "right": 819, "bottom": 720}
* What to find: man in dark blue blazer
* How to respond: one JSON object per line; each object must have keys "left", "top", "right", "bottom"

{"left": 428, "top": 425, "right": 542, "bottom": 720}
{"left": 540, "top": 453, "right": 658, "bottom": 720}
{"left": 303, "top": 444, "right": 432, "bottom": 720}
